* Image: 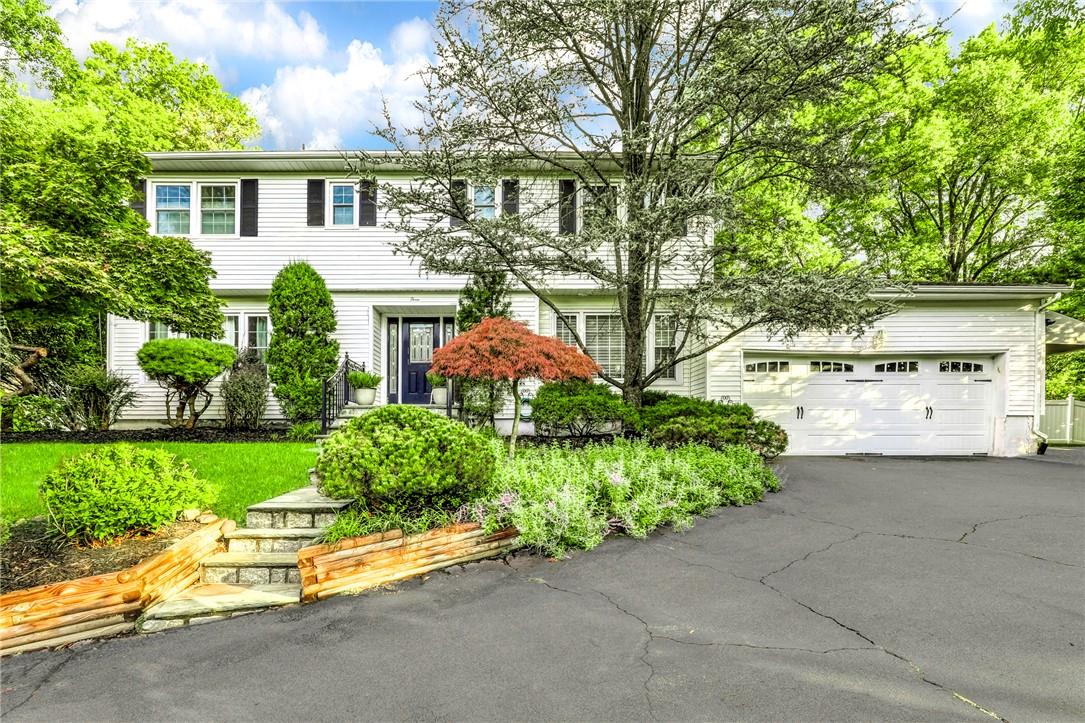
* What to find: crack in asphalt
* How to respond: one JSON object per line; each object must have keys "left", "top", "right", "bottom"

{"left": 1, "top": 652, "right": 74, "bottom": 716}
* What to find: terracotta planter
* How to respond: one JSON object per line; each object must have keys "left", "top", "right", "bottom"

{"left": 431, "top": 387, "right": 448, "bottom": 406}
{"left": 354, "top": 388, "right": 377, "bottom": 406}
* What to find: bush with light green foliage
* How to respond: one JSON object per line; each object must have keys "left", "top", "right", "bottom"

{"left": 38, "top": 444, "right": 215, "bottom": 543}
{"left": 316, "top": 405, "right": 498, "bottom": 512}
{"left": 530, "top": 380, "right": 636, "bottom": 436}
{"left": 639, "top": 394, "right": 788, "bottom": 458}
{"left": 459, "top": 439, "right": 778, "bottom": 557}
{"left": 0, "top": 394, "right": 63, "bottom": 431}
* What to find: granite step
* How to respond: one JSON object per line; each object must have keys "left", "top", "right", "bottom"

{"left": 225, "top": 527, "right": 324, "bottom": 553}
{"left": 137, "top": 583, "right": 299, "bottom": 632}
{"left": 245, "top": 487, "right": 353, "bottom": 529}
{"left": 201, "top": 552, "right": 300, "bottom": 585}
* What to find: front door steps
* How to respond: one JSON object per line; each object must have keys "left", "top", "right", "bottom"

{"left": 137, "top": 486, "right": 353, "bottom": 633}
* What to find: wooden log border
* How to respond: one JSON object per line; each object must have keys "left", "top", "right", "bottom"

{"left": 0, "top": 518, "right": 235, "bottom": 656}
{"left": 298, "top": 523, "right": 520, "bottom": 603}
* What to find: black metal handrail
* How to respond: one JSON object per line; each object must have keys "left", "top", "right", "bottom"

{"left": 320, "top": 353, "right": 366, "bottom": 434}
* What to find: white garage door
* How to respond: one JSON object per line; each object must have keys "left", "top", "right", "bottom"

{"left": 743, "top": 356, "right": 995, "bottom": 455}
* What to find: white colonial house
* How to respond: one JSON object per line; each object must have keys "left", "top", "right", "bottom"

{"left": 109, "top": 150, "right": 1080, "bottom": 457}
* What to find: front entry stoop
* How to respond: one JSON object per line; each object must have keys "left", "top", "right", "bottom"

{"left": 138, "top": 486, "right": 353, "bottom": 633}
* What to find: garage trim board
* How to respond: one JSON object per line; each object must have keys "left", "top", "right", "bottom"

{"left": 742, "top": 355, "right": 997, "bottom": 455}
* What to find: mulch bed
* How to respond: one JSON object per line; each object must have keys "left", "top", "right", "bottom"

{"left": 0, "top": 518, "right": 202, "bottom": 594}
{"left": 2, "top": 427, "right": 290, "bottom": 444}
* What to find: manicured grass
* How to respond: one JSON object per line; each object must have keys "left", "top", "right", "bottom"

{"left": 1, "top": 442, "right": 318, "bottom": 524}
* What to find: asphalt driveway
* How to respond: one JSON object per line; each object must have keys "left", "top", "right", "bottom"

{"left": 3, "top": 451, "right": 1083, "bottom": 722}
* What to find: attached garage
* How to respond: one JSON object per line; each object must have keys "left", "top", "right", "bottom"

{"left": 742, "top": 355, "right": 997, "bottom": 455}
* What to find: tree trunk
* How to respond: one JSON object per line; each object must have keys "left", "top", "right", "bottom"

{"left": 508, "top": 378, "right": 521, "bottom": 458}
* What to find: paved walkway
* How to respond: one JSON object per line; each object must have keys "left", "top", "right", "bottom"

{"left": 3, "top": 451, "right": 1083, "bottom": 721}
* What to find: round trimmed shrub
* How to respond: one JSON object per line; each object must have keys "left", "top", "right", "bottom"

{"left": 39, "top": 445, "right": 215, "bottom": 544}
{"left": 316, "top": 405, "right": 498, "bottom": 511}
{"left": 530, "top": 380, "right": 636, "bottom": 436}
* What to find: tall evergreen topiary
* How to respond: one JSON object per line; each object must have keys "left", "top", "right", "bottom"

{"left": 267, "top": 262, "right": 339, "bottom": 423}
{"left": 455, "top": 272, "right": 511, "bottom": 428}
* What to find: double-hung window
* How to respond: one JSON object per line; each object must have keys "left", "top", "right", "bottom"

{"left": 247, "top": 315, "right": 270, "bottom": 359}
{"left": 654, "top": 315, "right": 678, "bottom": 380}
{"left": 155, "top": 185, "right": 191, "bottom": 234}
{"left": 473, "top": 186, "right": 496, "bottom": 219}
{"left": 200, "top": 185, "right": 236, "bottom": 235}
{"left": 585, "top": 315, "right": 625, "bottom": 377}
{"left": 332, "top": 184, "right": 354, "bottom": 225}
{"left": 148, "top": 321, "right": 173, "bottom": 341}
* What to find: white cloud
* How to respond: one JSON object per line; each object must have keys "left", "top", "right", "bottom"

{"left": 50, "top": 0, "right": 328, "bottom": 62}
{"left": 240, "top": 19, "right": 433, "bottom": 150}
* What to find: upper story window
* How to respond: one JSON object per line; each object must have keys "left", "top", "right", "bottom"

{"left": 559, "top": 179, "right": 577, "bottom": 234}
{"left": 811, "top": 360, "right": 854, "bottom": 373}
{"left": 450, "top": 179, "right": 468, "bottom": 228}
{"left": 473, "top": 186, "right": 496, "bottom": 219}
{"left": 200, "top": 184, "right": 236, "bottom": 235}
{"left": 745, "top": 360, "right": 790, "bottom": 373}
{"left": 874, "top": 360, "right": 919, "bottom": 373}
{"left": 501, "top": 179, "right": 520, "bottom": 216}
{"left": 332, "top": 184, "right": 354, "bottom": 225}
{"left": 654, "top": 315, "right": 678, "bottom": 380}
{"left": 940, "top": 361, "right": 983, "bottom": 373}
{"left": 155, "top": 185, "right": 191, "bottom": 234}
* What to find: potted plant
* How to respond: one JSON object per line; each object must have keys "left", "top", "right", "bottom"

{"left": 348, "top": 370, "right": 382, "bottom": 406}
{"left": 427, "top": 371, "right": 448, "bottom": 406}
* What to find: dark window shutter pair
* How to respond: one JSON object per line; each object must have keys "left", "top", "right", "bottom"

{"left": 559, "top": 179, "right": 577, "bottom": 235}
{"left": 240, "top": 179, "right": 258, "bottom": 236}
{"left": 307, "top": 179, "right": 325, "bottom": 226}
{"left": 359, "top": 181, "right": 377, "bottom": 227}
{"left": 130, "top": 179, "right": 147, "bottom": 220}
{"left": 502, "top": 179, "right": 519, "bottom": 216}
{"left": 450, "top": 179, "right": 467, "bottom": 228}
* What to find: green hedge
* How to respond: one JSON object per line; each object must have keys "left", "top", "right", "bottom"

{"left": 39, "top": 445, "right": 215, "bottom": 544}
{"left": 530, "top": 380, "right": 636, "bottom": 436}
{"left": 639, "top": 394, "right": 788, "bottom": 458}
{"left": 316, "top": 405, "right": 498, "bottom": 511}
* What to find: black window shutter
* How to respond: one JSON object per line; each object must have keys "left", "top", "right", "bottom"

{"left": 559, "top": 179, "right": 577, "bottom": 234}
{"left": 450, "top": 179, "right": 467, "bottom": 228}
{"left": 307, "top": 179, "right": 325, "bottom": 226}
{"left": 130, "top": 179, "right": 147, "bottom": 220}
{"left": 240, "top": 179, "right": 258, "bottom": 236}
{"left": 359, "top": 181, "right": 377, "bottom": 226}
{"left": 501, "top": 179, "right": 519, "bottom": 216}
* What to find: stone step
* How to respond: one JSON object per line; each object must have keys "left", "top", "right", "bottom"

{"left": 137, "top": 583, "right": 300, "bottom": 633}
{"left": 245, "top": 487, "right": 353, "bottom": 529}
{"left": 226, "top": 527, "right": 324, "bottom": 553}
{"left": 201, "top": 552, "right": 300, "bottom": 585}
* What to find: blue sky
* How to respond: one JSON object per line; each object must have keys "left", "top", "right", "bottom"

{"left": 48, "top": 1, "right": 1011, "bottom": 150}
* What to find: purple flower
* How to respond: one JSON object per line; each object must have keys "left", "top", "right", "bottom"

{"left": 498, "top": 491, "right": 518, "bottom": 508}
{"left": 607, "top": 468, "right": 627, "bottom": 486}
{"left": 545, "top": 500, "right": 557, "bottom": 511}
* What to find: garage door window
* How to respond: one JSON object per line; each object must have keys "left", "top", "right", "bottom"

{"left": 810, "top": 361, "right": 854, "bottom": 373}
{"left": 745, "top": 361, "right": 789, "bottom": 373}
{"left": 874, "top": 361, "right": 919, "bottom": 373}
{"left": 939, "top": 361, "right": 983, "bottom": 373}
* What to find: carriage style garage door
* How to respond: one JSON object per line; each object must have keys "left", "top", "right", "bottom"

{"left": 743, "top": 356, "right": 996, "bottom": 455}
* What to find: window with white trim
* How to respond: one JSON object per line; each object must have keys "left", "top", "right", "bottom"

{"left": 331, "top": 184, "right": 354, "bottom": 225}
{"left": 222, "top": 315, "right": 240, "bottom": 348}
{"left": 200, "top": 184, "right": 236, "bottom": 235}
{"left": 473, "top": 185, "right": 496, "bottom": 219}
{"left": 874, "top": 361, "right": 919, "bottom": 373}
{"left": 247, "top": 315, "right": 270, "bottom": 359}
{"left": 148, "top": 321, "right": 173, "bottom": 341}
{"left": 585, "top": 314, "right": 624, "bottom": 377}
{"left": 745, "top": 360, "right": 790, "bottom": 373}
{"left": 939, "top": 361, "right": 983, "bottom": 373}
{"left": 554, "top": 313, "right": 578, "bottom": 347}
{"left": 654, "top": 315, "right": 678, "bottom": 380}
{"left": 155, "top": 184, "right": 190, "bottom": 234}
{"left": 810, "top": 360, "right": 854, "bottom": 373}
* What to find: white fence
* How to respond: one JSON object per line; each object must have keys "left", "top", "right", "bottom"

{"left": 1040, "top": 395, "right": 1085, "bottom": 444}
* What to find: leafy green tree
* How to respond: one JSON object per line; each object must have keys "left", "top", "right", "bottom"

{"left": 137, "top": 338, "right": 235, "bottom": 428}
{"left": 267, "top": 262, "right": 340, "bottom": 423}
{"left": 0, "top": 0, "right": 258, "bottom": 394}
{"left": 353, "top": 0, "right": 909, "bottom": 407}
{"left": 455, "top": 272, "right": 512, "bottom": 428}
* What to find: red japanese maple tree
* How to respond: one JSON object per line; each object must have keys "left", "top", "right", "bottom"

{"left": 431, "top": 316, "right": 600, "bottom": 454}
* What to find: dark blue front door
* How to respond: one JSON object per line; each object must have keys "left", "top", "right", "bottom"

{"left": 401, "top": 318, "right": 440, "bottom": 404}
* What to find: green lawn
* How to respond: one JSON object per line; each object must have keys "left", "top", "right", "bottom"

{"left": 1, "top": 442, "right": 318, "bottom": 524}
